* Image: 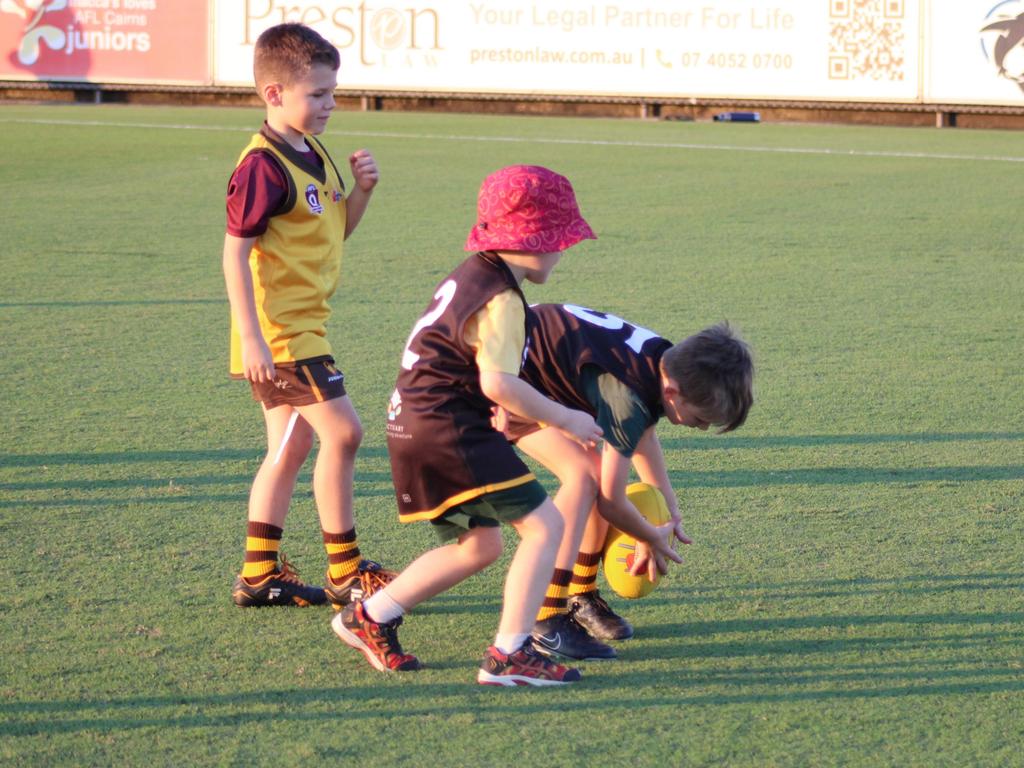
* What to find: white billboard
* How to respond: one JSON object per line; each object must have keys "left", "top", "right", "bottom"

{"left": 927, "top": 1, "right": 1024, "bottom": 106}
{"left": 213, "top": 0, "right": 921, "bottom": 101}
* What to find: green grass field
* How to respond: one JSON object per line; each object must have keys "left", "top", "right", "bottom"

{"left": 1, "top": 102, "right": 1022, "bottom": 767}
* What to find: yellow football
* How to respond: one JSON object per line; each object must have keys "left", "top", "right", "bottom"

{"left": 602, "top": 482, "right": 672, "bottom": 599}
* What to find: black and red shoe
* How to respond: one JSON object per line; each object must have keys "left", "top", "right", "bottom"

{"left": 477, "top": 639, "right": 582, "bottom": 687}
{"left": 332, "top": 601, "right": 421, "bottom": 672}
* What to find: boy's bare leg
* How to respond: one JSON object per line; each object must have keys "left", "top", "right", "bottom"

{"left": 514, "top": 430, "right": 619, "bottom": 659}
{"left": 570, "top": 488, "right": 633, "bottom": 643}
{"left": 295, "top": 395, "right": 362, "bottom": 534}
{"left": 517, "top": 428, "right": 599, "bottom": 571}
{"left": 333, "top": 526, "right": 504, "bottom": 674}
{"left": 499, "top": 499, "right": 564, "bottom": 636}
{"left": 578, "top": 506, "right": 611, "bottom": 556}
{"left": 233, "top": 404, "right": 324, "bottom": 607}
{"left": 377, "top": 526, "right": 504, "bottom": 610}
{"left": 249, "top": 404, "right": 314, "bottom": 527}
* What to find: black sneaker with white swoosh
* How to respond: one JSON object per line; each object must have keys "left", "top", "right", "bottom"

{"left": 531, "top": 613, "right": 617, "bottom": 660}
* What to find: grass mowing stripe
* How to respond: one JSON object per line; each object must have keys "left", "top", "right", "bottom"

{"left": 4, "top": 116, "right": 1024, "bottom": 164}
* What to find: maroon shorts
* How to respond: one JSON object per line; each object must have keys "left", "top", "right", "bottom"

{"left": 248, "top": 357, "right": 347, "bottom": 409}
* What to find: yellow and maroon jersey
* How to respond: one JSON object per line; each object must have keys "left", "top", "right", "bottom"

{"left": 228, "top": 126, "right": 347, "bottom": 375}
{"left": 387, "top": 252, "right": 538, "bottom": 522}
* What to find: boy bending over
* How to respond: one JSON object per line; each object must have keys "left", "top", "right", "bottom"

{"left": 506, "top": 304, "right": 753, "bottom": 660}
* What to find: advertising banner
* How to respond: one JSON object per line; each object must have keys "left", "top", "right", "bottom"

{"left": 214, "top": 0, "right": 921, "bottom": 101}
{"left": 0, "top": 0, "right": 209, "bottom": 84}
{"left": 927, "top": 1, "right": 1024, "bottom": 106}
{"left": 11, "top": 1, "right": 1024, "bottom": 108}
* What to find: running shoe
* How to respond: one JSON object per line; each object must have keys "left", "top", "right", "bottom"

{"left": 477, "top": 639, "right": 582, "bottom": 686}
{"left": 569, "top": 590, "right": 634, "bottom": 640}
{"left": 332, "top": 601, "right": 421, "bottom": 672}
{"left": 232, "top": 555, "right": 327, "bottom": 607}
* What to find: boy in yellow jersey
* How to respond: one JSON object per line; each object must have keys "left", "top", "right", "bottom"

{"left": 223, "top": 23, "right": 391, "bottom": 608}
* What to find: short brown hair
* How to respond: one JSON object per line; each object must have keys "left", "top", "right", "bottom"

{"left": 661, "top": 322, "right": 753, "bottom": 433}
{"left": 253, "top": 23, "right": 339, "bottom": 89}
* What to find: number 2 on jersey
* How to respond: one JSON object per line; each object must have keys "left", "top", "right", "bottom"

{"left": 401, "top": 279, "right": 457, "bottom": 370}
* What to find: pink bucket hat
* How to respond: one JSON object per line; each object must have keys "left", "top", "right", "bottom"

{"left": 465, "top": 165, "right": 596, "bottom": 253}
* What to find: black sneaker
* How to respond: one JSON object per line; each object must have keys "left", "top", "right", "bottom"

{"left": 324, "top": 559, "right": 397, "bottom": 611}
{"left": 231, "top": 555, "right": 327, "bottom": 607}
{"left": 569, "top": 590, "right": 634, "bottom": 640}
{"left": 531, "top": 613, "right": 617, "bottom": 661}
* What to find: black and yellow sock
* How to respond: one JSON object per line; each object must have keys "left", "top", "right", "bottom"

{"left": 323, "top": 528, "right": 360, "bottom": 584}
{"left": 568, "top": 551, "right": 602, "bottom": 597}
{"left": 241, "top": 521, "right": 282, "bottom": 582}
{"left": 536, "top": 568, "right": 573, "bottom": 622}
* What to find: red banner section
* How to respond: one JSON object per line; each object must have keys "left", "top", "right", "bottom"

{"left": 1, "top": 0, "right": 208, "bottom": 83}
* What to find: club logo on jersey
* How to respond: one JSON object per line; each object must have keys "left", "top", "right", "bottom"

{"left": 331, "top": 188, "right": 343, "bottom": 203}
{"left": 305, "top": 183, "right": 324, "bottom": 214}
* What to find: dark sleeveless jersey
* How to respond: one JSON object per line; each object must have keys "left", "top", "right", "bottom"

{"left": 387, "top": 252, "right": 538, "bottom": 522}
{"left": 519, "top": 303, "right": 671, "bottom": 421}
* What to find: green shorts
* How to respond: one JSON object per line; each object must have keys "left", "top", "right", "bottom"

{"left": 430, "top": 480, "right": 548, "bottom": 543}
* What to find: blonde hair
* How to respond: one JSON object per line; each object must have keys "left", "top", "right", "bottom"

{"left": 253, "top": 23, "right": 339, "bottom": 89}
{"left": 661, "top": 322, "right": 753, "bottom": 433}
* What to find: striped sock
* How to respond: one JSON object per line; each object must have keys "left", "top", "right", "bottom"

{"left": 536, "top": 568, "right": 573, "bottom": 621}
{"left": 241, "top": 521, "right": 282, "bottom": 582}
{"left": 323, "top": 528, "right": 361, "bottom": 584}
{"left": 568, "top": 551, "right": 602, "bottom": 596}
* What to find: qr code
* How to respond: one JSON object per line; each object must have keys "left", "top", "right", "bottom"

{"left": 828, "top": 0, "right": 906, "bottom": 81}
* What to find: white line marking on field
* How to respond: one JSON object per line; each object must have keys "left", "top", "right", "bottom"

{"left": 4, "top": 116, "right": 1024, "bottom": 163}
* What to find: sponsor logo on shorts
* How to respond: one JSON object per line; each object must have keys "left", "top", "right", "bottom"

{"left": 387, "top": 389, "right": 403, "bottom": 421}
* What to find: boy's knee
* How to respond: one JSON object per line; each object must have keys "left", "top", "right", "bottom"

{"left": 531, "top": 501, "right": 564, "bottom": 541}
{"left": 573, "top": 471, "right": 599, "bottom": 499}
{"left": 478, "top": 534, "right": 504, "bottom": 566}
{"left": 267, "top": 428, "right": 314, "bottom": 471}
{"left": 323, "top": 418, "right": 363, "bottom": 455}
{"left": 462, "top": 528, "right": 503, "bottom": 566}
{"left": 341, "top": 419, "right": 364, "bottom": 451}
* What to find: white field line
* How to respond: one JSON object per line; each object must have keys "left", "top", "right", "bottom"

{"left": 4, "top": 116, "right": 1024, "bottom": 163}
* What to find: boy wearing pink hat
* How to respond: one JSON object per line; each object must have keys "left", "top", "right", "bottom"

{"left": 332, "top": 165, "right": 602, "bottom": 685}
